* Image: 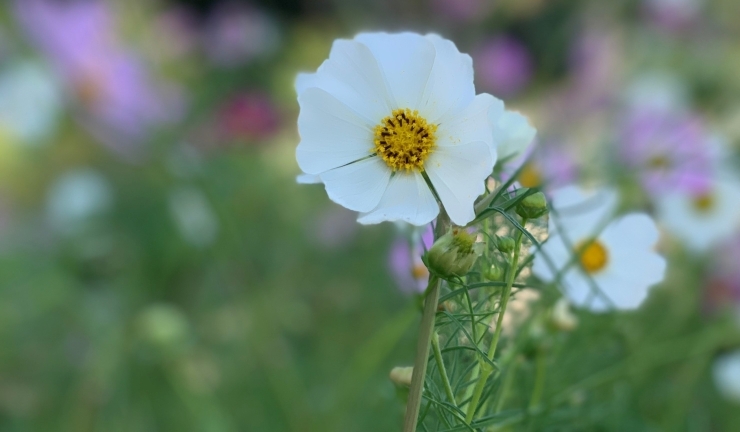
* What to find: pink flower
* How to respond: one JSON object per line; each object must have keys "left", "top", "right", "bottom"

{"left": 14, "top": 0, "right": 185, "bottom": 157}
{"left": 503, "top": 139, "right": 579, "bottom": 193}
{"left": 218, "top": 92, "right": 280, "bottom": 142}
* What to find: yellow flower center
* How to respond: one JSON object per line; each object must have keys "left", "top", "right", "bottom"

{"left": 518, "top": 162, "right": 542, "bottom": 188}
{"left": 692, "top": 192, "right": 714, "bottom": 213}
{"left": 374, "top": 109, "right": 437, "bottom": 172}
{"left": 411, "top": 263, "right": 429, "bottom": 280}
{"left": 577, "top": 240, "right": 609, "bottom": 274}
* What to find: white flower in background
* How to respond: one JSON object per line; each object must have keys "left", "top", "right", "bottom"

{"left": 656, "top": 170, "right": 740, "bottom": 253}
{"left": 46, "top": 169, "right": 113, "bottom": 234}
{"left": 295, "top": 32, "right": 534, "bottom": 226}
{"left": 491, "top": 110, "right": 536, "bottom": 163}
{"left": 0, "top": 60, "right": 62, "bottom": 144}
{"left": 713, "top": 350, "right": 740, "bottom": 403}
{"left": 624, "top": 71, "right": 689, "bottom": 114}
{"left": 168, "top": 187, "right": 219, "bottom": 248}
{"left": 532, "top": 185, "right": 666, "bottom": 312}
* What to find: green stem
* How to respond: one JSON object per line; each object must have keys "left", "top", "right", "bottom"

{"left": 402, "top": 275, "right": 440, "bottom": 432}
{"left": 431, "top": 332, "right": 457, "bottom": 409}
{"left": 528, "top": 348, "right": 546, "bottom": 411}
{"left": 403, "top": 211, "right": 449, "bottom": 432}
{"left": 464, "top": 218, "right": 527, "bottom": 423}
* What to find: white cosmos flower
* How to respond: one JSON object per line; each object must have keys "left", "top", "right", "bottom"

{"left": 532, "top": 185, "right": 666, "bottom": 312}
{"left": 295, "top": 32, "right": 528, "bottom": 226}
{"left": 656, "top": 171, "right": 740, "bottom": 253}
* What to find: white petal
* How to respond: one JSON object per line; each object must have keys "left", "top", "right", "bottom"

{"left": 531, "top": 232, "right": 571, "bottom": 283}
{"left": 355, "top": 32, "right": 436, "bottom": 110}
{"left": 600, "top": 213, "right": 661, "bottom": 251}
{"left": 416, "top": 34, "right": 476, "bottom": 122}
{"left": 357, "top": 172, "right": 439, "bottom": 225}
{"left": 494, "top": 110, "right": 537, "bottom": 161}
{"left": 296, "top": 173, "right": 322, "bottom": 184}
{"left": 425, "top": 141, "right": 492, "bottom": 226}
{"left": 295, "top": 40, "right": 394, "bottom": 123}
{"left": 594, "top": 250, "right": 665, "bottom": 310}
{"left": 549, "top": 185, "right": 619, "bottom": 241}
{"left": 437, "top": 93, "right": 498, "bottom": 160}
{"left": 319, "top": 157, "right": 391, "bottom": 212}
{"left": 296, "top": 88, "right": 374, "bottom": 174}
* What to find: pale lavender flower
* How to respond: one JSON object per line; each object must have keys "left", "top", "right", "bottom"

{"left": 619, "top": 108, "right": 712, "bottom": 196}
{"left": 389, "top": 224, "right": 434, "bottom": 295}
{"left": 202, "top": 2, "right": 279, "bottom": 67}
{"left": 475, "top": 36, "right": 532, "bottom": 98}
{"left": 14, "top": 0, "right": 184, "bottom": 157}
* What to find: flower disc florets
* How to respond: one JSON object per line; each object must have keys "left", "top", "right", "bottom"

{"left": 374, "top": 109, "right": 437, "bottom": 172}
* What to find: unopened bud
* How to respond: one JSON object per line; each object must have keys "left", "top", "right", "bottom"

{"left": 426, "top": 228, "right": 484, "bottom": 278}
{"left": 516, "top": 192, "right": 548, "bottom": 219}
{"left": 389, "top": 366, "right": 413, "bottom": 387}
{"left": 484, "top": 264, "right": 504, "bottom": 281}
{"left": 496, "top": 236, "right": 516, "bottom": 254}
{"left": 551, "top": 298, "right": 578, "bottom": 331}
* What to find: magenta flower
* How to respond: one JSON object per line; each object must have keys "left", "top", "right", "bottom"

{"left": 475, "top": 36, "right": 533, "bottom": 98}
{"left": 389, "top": 225, "right": 434, "bottom": 295}
{"left": 704, "top": 236, "right": 740, "bottom": 313}
{"left": 14, "top": 0, "right": 184, "bottom": 157}
{"left": 218, "top": 91, "right": 280, "bottom": 142}
{"left": 619, "top": 108, "right": 712, "bottom": 196}
{"left": 643, "top": 0, "right": 702, "bottom": 32}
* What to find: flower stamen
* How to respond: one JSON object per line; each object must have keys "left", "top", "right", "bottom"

{"left": 374, "top": 109, "right": 437, "bottom": 172}
{"left": 577, "top": 240, "right": 609, "bottom": 274}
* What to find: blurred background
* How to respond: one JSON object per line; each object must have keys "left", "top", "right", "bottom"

{"left": 2, "top": 0, "right": 740, "bottom": 430}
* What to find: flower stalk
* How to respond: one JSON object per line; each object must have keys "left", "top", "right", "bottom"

{"left": 403, "top": 211, "right": 450, "bottom": 432}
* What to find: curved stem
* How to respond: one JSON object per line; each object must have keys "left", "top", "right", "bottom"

{"left": 432, "top": 332, "right": 457, "bottom": 409}
{"left": 464, "top": 218, "right": 527, "bottom": 423}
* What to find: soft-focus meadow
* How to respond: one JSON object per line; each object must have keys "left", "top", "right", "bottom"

{"left": 2, "top": 0, "right": 740, "bottom": 431}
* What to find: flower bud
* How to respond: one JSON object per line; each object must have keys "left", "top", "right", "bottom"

{"left": 389, "top": 366, "right": 413, "bottom": 387}
{"left": 515, "top": 192, "right": 548, "bottom": 219}
{"left": 484, "top": 264, "right": 504, "bottom": 281}
{"left": 496, "top": 236, "right": 516, "bottom": 254}
{"left": 551, "top": 298, "right": 578, "bottom": 331}
{"left": 426, "top": 228, "right": 484, "bottom": 278}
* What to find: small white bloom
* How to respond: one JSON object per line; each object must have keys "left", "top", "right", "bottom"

{"left": 713, "top": 350, "right": 740, "bottom": 403}
{"left": 656, "top": 172, "right": 740, "bottom": 253}
{"left": 295, "top": 32, "right": 533, "bottom": 226}
{"left": 0, "top": 60, "right": 62, "bottom": 144}
{"left": 532, "top": 185, "right": 666, "bottom": 312}
{"left": 168, "top": 187, "right": 219, "bottom": 248}
{"left": 551, "top": 298, "right": 578, "bottom": 331}
{"left": 46, "top": 169, "right": 113, "bottom": 235}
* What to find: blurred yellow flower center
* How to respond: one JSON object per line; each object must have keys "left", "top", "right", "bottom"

{"left": 518, "top": 162, "right": 542, "bottom": 188}
{"left": 692, "top": 192, "right": 714, "bottom": 213}
{"left": 374, "top": 109, "right": 437, "bottom": 172}
{"left": 411, "top": 263, "right": 429, "bottom": 280}
{"left": 577, "top": 240, "right": 609, "bottom": 274}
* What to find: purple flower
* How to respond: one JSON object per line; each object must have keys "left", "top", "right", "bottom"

{"left": 389, "top": 225, "right": 434, "bottom": 295}
{"left": 619, "top": 108, "right": 712, "bottom": 196}
{"left": 14, "top": 0, "right": 185, "bottom": 157}
{"left": 475, "top": 36, "right": 532, "bottom": 98}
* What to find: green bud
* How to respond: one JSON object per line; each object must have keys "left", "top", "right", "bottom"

{"left": 496, "top": 236, "right": 516, "bottom": 254}
{"left": 426, "top": 228, "right": 483, "bottom": 278}
{"left": 484, "top": 264, "right": 504, "bottom": 281}
{"left": 515, "top": 192, "right": 549, "bottom": 219}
